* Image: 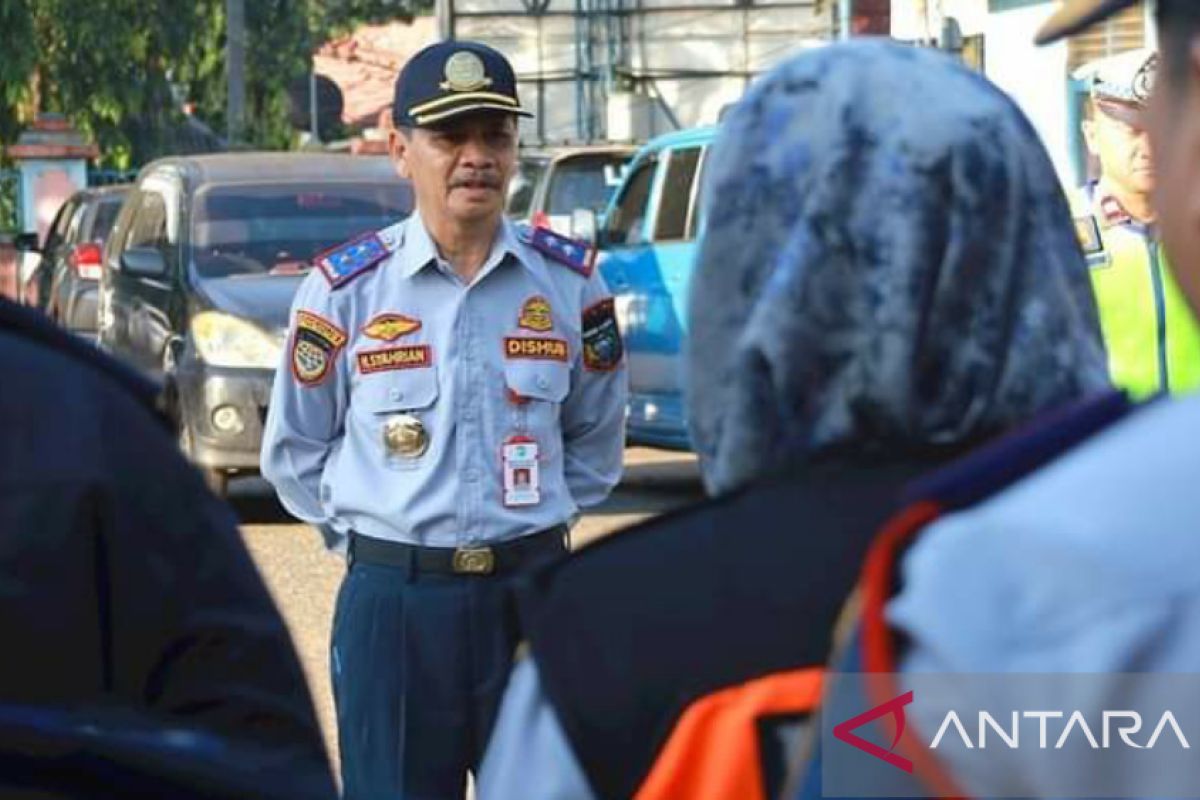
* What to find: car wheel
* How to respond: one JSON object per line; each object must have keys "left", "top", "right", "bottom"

{"left": 178, "top": 419, "right": 229, "bottom": 498}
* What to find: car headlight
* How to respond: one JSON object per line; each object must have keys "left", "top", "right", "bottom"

{"left": 191, "top": 311, "right": 282, "bottom": 369}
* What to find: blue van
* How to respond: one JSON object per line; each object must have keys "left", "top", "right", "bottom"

{"left": 597, "top": 127, "right": 716, "bottom": 450}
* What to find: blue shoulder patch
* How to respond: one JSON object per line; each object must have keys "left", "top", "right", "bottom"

{"left": 518, "top": 224, "right": 595, "bottom": 279}
{"left": 314, "top": 231, "right": 390, "bottom": 289}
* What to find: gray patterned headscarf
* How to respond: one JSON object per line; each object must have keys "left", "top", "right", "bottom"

{"left": 687, "top": 40, "right": 1109, "bottom": 496}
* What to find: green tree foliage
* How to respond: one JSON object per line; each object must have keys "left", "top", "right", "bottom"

{"left": 0, "top": 0, "right": 432, "bottom": 167}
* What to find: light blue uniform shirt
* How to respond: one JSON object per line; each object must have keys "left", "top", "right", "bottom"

{"left": 261, "top": 213, "right": 627, "bottom": 547}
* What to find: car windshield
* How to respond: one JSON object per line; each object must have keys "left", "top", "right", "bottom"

{"left": 545, "top": 154, "right": 631, "bottom": 216}
{"left": 191, "top": 181, "right": 411, "bottom": 278}
{"left": 507, "top": 158, "right": 548, "bottom": 218}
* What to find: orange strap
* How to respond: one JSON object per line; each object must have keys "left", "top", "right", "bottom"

{"left": 858, "top": 500, "right": 967, "bottom": 800}
{"left": 635, "top": 667, "right": 824, "bottom": 800}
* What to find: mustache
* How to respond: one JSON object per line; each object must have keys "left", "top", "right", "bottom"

{"left": 449, "top": 173, "right": 502, "bottom": 189}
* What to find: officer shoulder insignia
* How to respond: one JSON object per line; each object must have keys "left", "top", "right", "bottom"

{"left": 292, "top": 310, "right": 348, "bottom": 386}
{"left": 314, "top": 231, "right": 391, "bottom": 289}
{"left": 1074, "top": 216, "right": 1111, "bottom": 270}
{"left": 1074, "top": 216, "right": 1103, "bottom": 256}
{"left": 518, "top": 224, "right": 595, "bottom": 279}
{"left": 582, "top": 297, "right": 623, "bottom": 372}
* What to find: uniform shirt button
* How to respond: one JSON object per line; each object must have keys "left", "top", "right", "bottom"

{"left": 464, "top": 469, "right": 480, "bottom": 482}
{"left": 536, "top": 376, "right": 549, "bottom": 391}
{"left": 462, "top": 408, "right": 476, "bottom": 421}
{"left": 389, "top": 388, "right": 403, "bottom": 401}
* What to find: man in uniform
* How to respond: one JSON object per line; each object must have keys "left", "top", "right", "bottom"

{"left": 260, "top": 40, "right": 627, "bottom": 798}
{"left": 1074, "top": 47, "right": 1200, "bottom": 397}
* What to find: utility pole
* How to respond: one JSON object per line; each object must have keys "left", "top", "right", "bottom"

{"left": 838, "top": 0, "right": 853, "bottom": 40}
{"left": 226, "top": 0, "right": 246, "bottom": 144}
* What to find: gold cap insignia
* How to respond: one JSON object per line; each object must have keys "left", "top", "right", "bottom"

{"left": 441, "top": 51, "right": 492, "bottom": 93}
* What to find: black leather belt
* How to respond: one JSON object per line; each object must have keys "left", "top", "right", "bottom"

{"left": 349, "top": 525, "right": 569, "bottom": 576}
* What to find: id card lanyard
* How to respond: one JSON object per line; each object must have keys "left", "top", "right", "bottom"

{"left": 503, "top": 390, "right": 540, "bottom": 507}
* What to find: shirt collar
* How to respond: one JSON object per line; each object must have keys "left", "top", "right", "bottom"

{"left": 393, "top": 212, "right": 440, "bottom": 279}
{"left": 1089, "top": 182, "right": 1151, "bottom": 231}
{"left": 394, "top": 212, "right": 530, "bottom": 282}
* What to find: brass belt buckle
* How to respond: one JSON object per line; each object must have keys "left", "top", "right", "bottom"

{"left": 452, "top": 546, "right": 495, "bottom": 575}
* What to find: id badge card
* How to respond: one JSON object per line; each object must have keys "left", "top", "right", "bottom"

{"left": 503, "top": 434, "right": 541, "bottom": 507}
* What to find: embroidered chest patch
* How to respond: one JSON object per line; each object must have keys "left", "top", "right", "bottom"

{"left": 518, "top": 296, "right": 554, "bottom": 332}
{"left": 505, "top": 336, "right": 569, "bottom": 362}
{"left": 362, "top": 313, "right": 422, "bottom": 341}
{"left": 582, "top": 297, "right": 623, "bottom": 372}
{"left": 357, "top": 345, "right": 432, "bottom": 374}
{"left": 292, "top": 310, "right": 348, "bottom": 385}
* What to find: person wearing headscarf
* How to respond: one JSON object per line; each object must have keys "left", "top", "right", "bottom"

{"left": 477, "top": 39, "right": 1109, "bottom": 800}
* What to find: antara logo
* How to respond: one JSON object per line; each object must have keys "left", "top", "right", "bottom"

{"left": 833, "top": 691, "right": 915, "bottom": 773}
{"left": 930, "top": 710, "right": 1192, "bottom": 750}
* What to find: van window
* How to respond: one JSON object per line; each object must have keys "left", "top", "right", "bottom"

{"left": 686, "top": 146, "right": 710, "bottom": 240}
{"left": 545, "top": 153, "right": 631, "bottom": 216}
{"left": 654, "top": 147, "right": 702, "bottom": 242}
{"left": 606, "top": 158, "right": 656, "bottom": 246}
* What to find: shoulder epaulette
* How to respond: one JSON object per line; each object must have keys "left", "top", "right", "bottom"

{"left": 313, "top": 227, "right": 398, "bottom": 289}
{"left": 518, "top": 223, "right": 595, "bottom": 279}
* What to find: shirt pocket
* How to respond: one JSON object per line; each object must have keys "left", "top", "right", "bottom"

{"left": 354, "top": 367, "right": 440, "bottom": 470}
{"left": 503, "top": 359, "right": 570, "bottom": 452}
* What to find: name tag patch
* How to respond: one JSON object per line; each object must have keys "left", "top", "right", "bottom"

{"left": 505, "top": 336, "right": 568, "bottom": 362}
{"left": 357, "top": 345, "right": 432, "bottom": 374}
{"left": 292, "top": 310, "right": 347, "bottom": 386}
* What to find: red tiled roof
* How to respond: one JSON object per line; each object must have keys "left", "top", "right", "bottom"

{"left": 315, "top": 17, "right": 438, "bottom": 127}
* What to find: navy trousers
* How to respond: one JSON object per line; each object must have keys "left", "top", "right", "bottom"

{"left": 331, "top": 559, "right": 523, "bottom": 799}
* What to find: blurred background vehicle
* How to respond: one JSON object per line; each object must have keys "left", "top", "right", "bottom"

{"left": 507, "top": 145, "right": 635, "bottom": 237}
{"left": 99, "top": 153, "right": 413, "bottom": 495}
{"left": 590, "top": 127, "right": 715, "bottom": 451}
{"left": 21, "top": 185, "right": 131, "bottom": 341}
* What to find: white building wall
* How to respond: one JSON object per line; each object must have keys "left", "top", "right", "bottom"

{"left": 983, "top": 2, "right": 1077, "bottom": 188}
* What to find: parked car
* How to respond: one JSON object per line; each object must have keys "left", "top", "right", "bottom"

{"left": 508, "top": 145, "right": 636, "bottom": 237}
{"left": 592, "top": 127, "right": 716, "bottom": 450}
{"left": 25, "top": 186, "right": 131, "bottom": 339}
{"left": 99, "top": 153, "right": 413, "bottom": 495}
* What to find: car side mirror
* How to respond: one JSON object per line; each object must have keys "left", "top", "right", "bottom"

{"left": 121, "top": 247, "right": 167, "bottom": 277}
{"left": 14, "top": 232, "right": 40, "bottom": 253}
{"left": 571, "top": 209, "right": 598, "bottom": 247}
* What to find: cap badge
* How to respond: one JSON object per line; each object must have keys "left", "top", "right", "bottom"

{"left": 442, "top": 51, "right": 492, "bottom": 93}
{"left": 1133, "top": 53, "right": 1158, "bottom": 104}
